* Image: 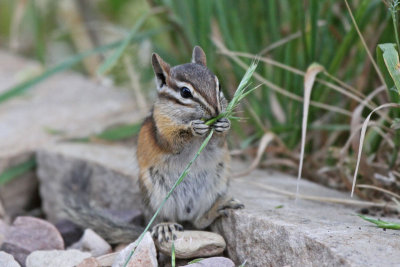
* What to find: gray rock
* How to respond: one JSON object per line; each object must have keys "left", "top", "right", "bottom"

{"left": 25, "top": 250, "right": 91, "bottom": 267}
{"left": 181, "top": 257, "right": 234, "bottom": 267}
{"left": 0, "top": 251, "right": 21, "bottom": 267}
{"left": 0, "top": 50, "right": 140, "bottom": 218}
{"left": 70, "top": 229, "right": 112, "bottom": 257}
{"left": 155, "top": 230, "right": 225, "bottom": 259}
{"left": 36, "top": 143, "right": 142, "bottom": 223}
{"left": 112, "top": 232, "right": 157, "bottom": 267}
{"left": 212, "top": 168, "right": 400, "bottom": 267}
{"left": 0, "top": 216, "right": 64, "bottom": 265}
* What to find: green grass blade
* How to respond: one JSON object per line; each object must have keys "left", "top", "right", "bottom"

{"left": 0, "top": 157, "right": 36, "bottom": 185}
{"left": 0, "top": 28, "right": 164, "bottom": 105}
{"left": 378, "top": 43, "right": 400, "bottom": 95}
{"left": 358, "top": 214, "right": 400, "bottom": 230}
{"left": 188, "top": 258, "right": 205, "bottom": 264}
{"left": 97, "top": 13, "right": 148, "bottom": 75}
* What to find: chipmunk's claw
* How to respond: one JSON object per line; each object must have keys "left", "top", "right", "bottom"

{"left": 217, "top": 198, "right": 244, "bottom": 217}
{"left": 213, "top": 118, "right": 230, "bottom": 133}
{"left": 191, "top": 120, "right": 210, "bottom": 136}
{"left": 151, "top": 222, "right": 183, "bottom": 243}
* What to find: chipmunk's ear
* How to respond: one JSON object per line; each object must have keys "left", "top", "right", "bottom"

{"left": 192, "top": 46, "right": 206, "bottom": 66}
{"left": 152, "top": 53, "right": 170, "bottom": 89}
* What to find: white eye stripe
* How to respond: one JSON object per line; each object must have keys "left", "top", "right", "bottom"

{"left": 175, "top": 81, "right": 195, "bottom": 94}
{"left": 175, "top": 80, "right": 216, "bottom": 115}
{"left": 215, "top": 76, "right": 221, "bottom": 113}
{"left": 159, "top": 86, "right": 194, "bottom": 105}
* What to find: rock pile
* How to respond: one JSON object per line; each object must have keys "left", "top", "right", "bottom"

{"left": 0, "top": 216, "right": 230, "bottom": 266}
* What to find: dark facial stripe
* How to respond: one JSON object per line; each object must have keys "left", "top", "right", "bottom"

{"left": 192, "top": 95, "right": 214, "bottom": 115}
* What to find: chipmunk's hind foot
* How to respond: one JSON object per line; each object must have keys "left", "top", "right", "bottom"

{"left": 218, "top": 198, "right": 245, "bottom": 217}
{"left": 151, "top": 222, "right": 183, "bottom": 243}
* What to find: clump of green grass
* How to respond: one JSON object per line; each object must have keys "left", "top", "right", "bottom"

{"left": 123, "top": 60, "right": 258, "bottom": 267}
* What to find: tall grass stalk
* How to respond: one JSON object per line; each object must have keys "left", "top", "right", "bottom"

{"left": 123, "top": 61, "right": 258, "bottom": 267}
{"left": 351, "top": 103, "right": 400, "bottom": 197}
{"left": 296, "top": 63, "right": 324, "bottom": 197}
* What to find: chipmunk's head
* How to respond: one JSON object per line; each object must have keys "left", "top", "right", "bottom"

{"left": 151, "top": 46, "right": 226, "bottom": 120}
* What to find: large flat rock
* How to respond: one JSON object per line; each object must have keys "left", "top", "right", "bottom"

{"left": 36, "top": 142, "right": 400, "bottom": 266}
{"left": 0, "top": 50, "right": 140, "bottom": 217}
{"left": 214, "top": 173, "right": 400, "bottom": 267}
{"left": 0, "top": 49, "right": 140, "bottom": 166}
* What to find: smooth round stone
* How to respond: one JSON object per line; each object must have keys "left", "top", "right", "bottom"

{"left": 155, "top": 230, "right": 226, "bottom": 259}
{"left": 25, "top": 250, "right": 91, "bottom": 267}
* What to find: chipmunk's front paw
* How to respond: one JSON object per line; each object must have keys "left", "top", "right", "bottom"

{"left": 151, "top": 222, "right": 183, "bottom": 243}
{"left": 218, "top": 198, "right": 244, "bottom": 217}
{"left": 190, "top": 120, "right": 210, "bottom": 136}
{"left": 213, "top": 118, "right": 230, "bottom": 134}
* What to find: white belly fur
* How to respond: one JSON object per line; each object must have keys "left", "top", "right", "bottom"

{"left": 149, "top": 138, "right": 227, "bottom": 223}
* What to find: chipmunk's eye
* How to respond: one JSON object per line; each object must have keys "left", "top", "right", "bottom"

{"left": 180, "top": 87, "right": 192, "bottom": 98}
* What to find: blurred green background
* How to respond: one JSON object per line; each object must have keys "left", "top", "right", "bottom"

{"left": 1, "top": 0, "right": 399, "bottom": 200}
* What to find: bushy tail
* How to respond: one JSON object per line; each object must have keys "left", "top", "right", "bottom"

{"left": 62, "top": 168, "right": 144, "bottom": 244}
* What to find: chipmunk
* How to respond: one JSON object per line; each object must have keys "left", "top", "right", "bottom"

{"left": 139, "top": 46, "right": 244, "bottom": 243}
{"left": 63, "top": 46, "right": 243, "bottom": 244}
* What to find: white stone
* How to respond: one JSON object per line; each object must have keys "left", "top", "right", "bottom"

{"left": 96, "top": 252, "right": 118, "bottom": 267}
{"left": 155, "top": 230, "right": 225, "bottom": 259}
{"left": 112, "top": 232, "right": 157, "bottom": 267}
{"left": 180, "top": 257, "right": 234, "bottom": 267}
{"left": 25, "top": 249, "right": 91, "bottom": 267}
{"left": 0, "top": 251, "right": 20, "bottom": 267}
{"left": 70, "top": 229, "right": 112, "bottom": 257}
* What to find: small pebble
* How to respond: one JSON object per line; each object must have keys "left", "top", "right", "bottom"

{"left": 112, "top": 232, "right": 157, "bottom": 267}
{"left": 155, "top": 230, "right": 226, "bottom": 259}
